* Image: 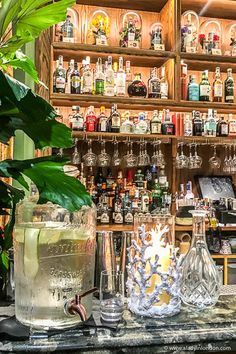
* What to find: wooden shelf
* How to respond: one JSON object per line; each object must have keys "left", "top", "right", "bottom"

{"left": 179, "top": 100, "right": 236, "bottom": 113}
{"left": 181, "top": 0, "right": 236, "bottom": 20}
{"left": 96, "top": 224, "right": 133, "bottom": 232}
{"left": 72, "top": 131, "right": 174, "bottom": 141}
{"left": 181, "top": 53, "right": 236, "bottom": 72}
{"left": 212, "top": 254, "right": 236, "bottom": 259}
{"left": 53, "top": 42, "right": 175, "bottom": 67}
{"left": 76, "top": 0, "right": 168, "bottom": 12}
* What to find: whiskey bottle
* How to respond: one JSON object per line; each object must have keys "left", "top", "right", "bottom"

{"left": 150, "top": 110, "right": 162, "bottom": 134}
{"left": 225, "top": 68, "right": 234, "bottom": 103}
{"left": 113, "top": 187, "right": 123, "bottom": 224}
{"left": 192, "top": 111, "right": 203, "bottom": 136}
{"left": 55, "top": 55, "right": 66, "bottom": 93}
{"left": 161, "top": 109, "right": 175, "bottom": 135}
{"left": 79, "top": 60, "right": 87, "bottom": 94}
{"left": 70, "top": 62, "right": 81, "bottom": 94}
{"left": 109, "top": 104, "right": 120, "bottom": 133}
{"left": 188, "top": 75, "right": 199, "bottom": 101}
{"left": 128, "top": 73, "right": 147, "bottom": 97}
{"left": 97, "top": 106, "right": 108, "bottom": 132}
{"left": 199, "top": 70, "right": 210, "bottom": 102}
{"left": 85, "top": 106, "right": 97, "bottom": 132}
{"left": 148, "top": 67, "right": 160, "bottom": 98}
{"left": 104, "top": 56, "right": 115, "bottom": 97}
{"left": 83, "top": 57, "right": 93, "bottom": 94}
{"left": 217, "top": 115, "right": 228, "bottom": 137}
{"left": 116, "top": 57, "right": 126, "bottom": 96}
{"left": 160, "top": 66, "right": 168, "bottom": 99}
{"left": 95, "top": 58, "right": 105, "bottom": 95}
{"left": 70, "top": 106, "right": 84, "bottom": 131}
{"left": 213, "top": 67, "right": 223, "bottom": 102}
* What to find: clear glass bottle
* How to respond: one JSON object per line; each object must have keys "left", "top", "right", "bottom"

{"left": 188, "top": 75, "right": 199, "bottom": 101}
{"left": 205, "top": 109, "right": 217, "bottom": 137}
{"left": 104, "top": 56, "right": 115, "bottom": 97}
{"left": 116, "top": 57, "right": 126, "bottom": 96}
{"left": 184, "top": 114, "right": 193, "bottom": 136}
{"left": 125, "top": 60, "right": 132, "bottom": 90}
{"left": 83, "top": 57, "right": 93, "bottom": 95}
{"left": 228, "top": 113, "right": 236, "bottom": 136}
{"left": 160, "top": 67, "right": 168, "bottom": 99}
{"left": 150, "top": 110, "right": 162, "bottom": 134}
{"left": 213, "top": 67, "right": 223, "bottom": 102}
{"left": 136, "top": 112, "right": 148, "bottom": 134}
{"left": 179, "top": 209, "right": 220, "bottom": 310}
{"left": 61, "top": 15, "right": 74, "bottom": 42}
{"left": 95, "top": 58, "right": 105, "bottom": 95}
{"left": 148, "top": 67, "right": 160, "bottom": 98}
{"left": 65, "top": 59, "right": 75, "bottom": 94}
{"left": 70, "top": 106, "right": 84, "bottom": 131}
{"left": 128, "top": 73, "right": 147, "bottom": 98}
{"left": 199, "top": 70, "right": 210, "bottom": 102}
{"left": 97, "top": 106, "right": 108, "bottom": 132}
{"left": 55, "top": 55, "right": 66, "bottom": 93}
{"left": 224, "top": 68, "right": 234, "bottom": 103}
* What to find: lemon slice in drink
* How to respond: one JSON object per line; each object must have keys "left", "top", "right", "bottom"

{"left": 23, "top": 228, "right": 40, "bottom": 279}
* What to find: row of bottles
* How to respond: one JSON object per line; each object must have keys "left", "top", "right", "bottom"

{"left": 181, "top": 62, "right": 235, "bottom": 103}
{"left": 182, "top": 109, "right": 236, "bottom": 137}
{"left": 53, "top": 55, "right": 168, "bottom": 99}
{"left": 78, "top": 166, "right": 171, "bottom": 224}
{"left": 57, "top": 105, "right": 175, "bottom": 135}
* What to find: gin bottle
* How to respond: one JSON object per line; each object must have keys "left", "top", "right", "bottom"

{"left": 184, "top": 114, "right": 193, "bottom": 136}
{"left": 116, "top": 57, "right": 126, "bottom": 96}
{"left": 95, "top": 58, "right": 105, "bottom": 95}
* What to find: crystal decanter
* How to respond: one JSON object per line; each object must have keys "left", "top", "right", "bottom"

{"left": 179, "top": 209, "right": 220, "bottom": 310}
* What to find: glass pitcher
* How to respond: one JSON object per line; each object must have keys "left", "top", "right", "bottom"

{"left": 14, "top": 195, "right": 96, "bottom": 329}
{"left": 179, "top": 210, "right": 220, "bottom": 310}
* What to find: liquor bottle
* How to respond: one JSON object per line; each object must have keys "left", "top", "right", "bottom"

{"left": 148, "top": 67, "right": 160, "bottom": 98}
{"left": 113, "top": 187, "right": 123, "bottom": 224}
{"left": 85, "top": 106, "right": 97, "bottom": 132}
{"left": 109, "top": 104, "right": 120, "bottom": 133}
{"left": 127, "top": 18, "right": 136, "bottom": 44}
{"left": 199, "top": 70, "right": 210, "bottom": 102}
{"left": 95, "top": 167, "right": 105, "bottom": 195}
{"left": 95, "top": 58, "right": 105, "bottom": 95}
{"left": 160, "top": 66, "right": 168, "bottom": 99}
{"left": 136, "top": 112, "right": 148, "bottom": 134}
{"left": 150, "top": 110, "right": 162, "bottom": 134}
{"left": 128, "top": 73, "right": 147, "bottom": 97}
{"left": 184, "top": 114, "right": 193, "bottom": 136}
{"left": 181, "top": 13, "right": 197, "bottom": 52}
{"left": 141, "top": 181, "right": 150, "bottom": 214}
{"left": 116, "top": 57, "right": 126, "bottom": 96}
{"left": 97, "top": 106, "right": 108, "bottom": 132}
{"left": 159, "top": 166, "right": 167, "bottom": 188}
{"left": 192, "top": 110, "right": 203, "bottom": 136}
{"left": 188, "top": 75, "right": 199, "bottom": 101}
{"left": 132, "top": 189, "right": 141, "bottom": 215}
{"left": 217, "top": 115, "right": 228, "bottom": 137}
{"left": 65, "top": 59, "right": 74, "bottom": 94}
{"left": 181, "top": 60, "right": 188, "bottom": 100}
{"left": 213, "top": 67, "right": 223, "bottom": 102}
{"left": 61, "top": 15, "right": 74, "bottom": 42}
{"left": 123, "top": 191, "right": 134, "bottom": 224}
{"left": 69, "top": 106, "right": 84, "bottom": 131}
{"left": 100, "top": 203, "right": 110, "bottom": 224}
{"left": 113, "top": 61, "right": 118, "bottom": 96}
{"left": 70, "top": 62, "right": 81, "bottom": 94}
{"left": 125, "top": 60, "right": 132, "bottom": 91}
{"left": 228, "top": 114, "right": 236, "bottom": 136}
{"left": 104, "top": 56, "right": 115, "bottom": 97}
{"left": 79, "top": 59, "right": 87, "bottom": 94}
{"left": 205, "top": 109, "right": 217, "bottom": 137}
{"left": 120, "top": 111, "right": 133, "bottom": 133}
{"left": 135, "top": 169, "right": 144, "bottom": 190}
{"left": 161, "top": 109, "right": 175, "bottom": 135}
{"left": 185, "top": 181, "right": 194, "bottom": 199}
{"left": 151, "top": 178, "right": 162, "bottom": 212}
{"left": 83, "top": 57, "right": 93, "bottom": 95}
{"left": 53, "top": 60, "right": 59, "bottom": 93}
{"left": 55, "top": 55, "right": 66, "bottom": 93}
{"left": 225, "top": 68, "right": 234, "bottom": 103}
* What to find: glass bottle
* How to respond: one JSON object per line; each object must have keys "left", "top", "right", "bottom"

{"left": 217, "top": 115, "right": 228, "bottom": 137}
{"left": 205, "top": 109, "right": 217, "bottom": 137}
{"left": 123, "top": 191, "right": 134, "bottom": 224}
{"left": 150, "top": 110, "right": 162, "bottom": 134}
{"left": 95, "top": 58, "right": 105, "bottom": 95}
{"left": 136, "top": 112, "right": 148, "bottom": 134}
{"left": 113, "top": 187, "right": 123, "bottom": 224}
{"left": 179, "top": 210, "right": 220, "bottom": 310}
{"left": 65, "top": 59, "right": 74, "bottom": 94}
{"left": 109, "top": 104, "right": 120, "bottom": 133}
{"left": 161, "top": 109, "right": 175, "bottom": 135}
{"left": 192, "top": 111, "right": 203, "bottom": 136}
{"left": 116, "top": 57, "right": 126, "bottom": 96}
{"left": 113, "top": 61, "right": 118, "bottom": 96}
{"left": 70, "top": 62, "right": 81, "bottom": 94}
{"left": 188, "top": 75, "right": 199, "bottom": 101}
{"left": 83, "top": 56, "right": 93, "bottom": 95}
{"left": 55, "top": 55, "right": 66, "bottom": 93}
{"left": 125, "top": 60, "right": 132, "bottom": 91}
{"left": 160, "top": 66, "right": 168, "bottom": 99}
{"left": 85, "top": 106, "right": 97, "bottom": 132}
{"left": 61, "top": 15, "right": 74, "bottom": 42}
{"left": 128, "top": 73, "right": 147, "bottom": 98}
{"left": 213, "top": 67, "right": 223, "bottom": 102}
{"left": 181, "top": 60, "right": 188, "bottom": 100}
{"left": 70, "top": 106, "right": 84, "bottom": 131}
{"left": 228, "top": 114, "right": 236, "bottom": 136}
{"left": 184, "top": 114, "right": 193, "bottom": 136}
{"left": 97, "top": 106, "right": 108, "bottom": 132}
{"left": 148, "top": 67, "right": 160, "bottom": 98}
{"left": 79, "top": 59, "right": 87, "bottom": 94}
{"left": 53, "top": 60, "right": 59, "bottom": 93}
{"left": 224, "top": 68, "right": 234, "bottom": 103}
{"left": 199, "top": 70, "right": 210, "bottom": 102}
{"left": 181, "top": 13, "right": 197, "bottom": 52}
{"left": 104, "top": 56, "right": 115, "bottom": 97}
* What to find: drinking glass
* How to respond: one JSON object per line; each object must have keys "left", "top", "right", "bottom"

{"left": 97, "top": 141, "right": 111, "bottom": 167}
{"left": 157, "top": 145, "right": 166, "bottom": 166}
{"left": 123, "top": 142, "right": 137, "bottom": 167}
{"left": 100, "top": 270, "right": 124, "bottom": 323}
{"left": 192, "top": 144, "right": 202, "bottom": 169}
{"left": 137, "top": 142, "right": 150, "bottom": 167}
{"left": 209, "top": 145, "right": 221, "bottom": 170}
{"left": 112, "top": 141, "right": 121, "bottom": 167}
{"left": 188, "top": 144, "right": 195, "bottom": 169}
{"left": 83, "top": 140, "right": 97, "bottom": 166}
{"left": 223, "top": 145, "right": 231, "bottom": 173}
{"left": 232, "top": 145, "right": 236, "bottom": 173}
{"left": 176, "top": 143, "right": 189, "bottom": 169}
{"left": 71, "top": 139, "right": 81, "bottom": 165}
{"left": 151, "top": 142, "right": 159, "bottom": 165}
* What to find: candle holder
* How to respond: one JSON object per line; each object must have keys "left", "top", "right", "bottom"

{"left": 127, "top": 215, "right": 181, "bottom": 318}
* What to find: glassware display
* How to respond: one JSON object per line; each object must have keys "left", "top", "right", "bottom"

{"left": 150, "top": 23, "right": 165, "bottom": 51}
{"left": 83, "top": 140, "right": 97, "bottom": 166}
{"left": 128, "top": 73, "right": 147, "bottom": 97}
{"left": 120, "top": 11, "right": 142, "bottom": 48}
{"left": 14, "top": 195, "right": 96, "bottom": 329}
{"left": 208, "top": 145, "right": 221, "bottom": 169}
{"left": 97, "top": 141, "right": 111, "bottom": 167}
{"left": 71, "top": 139, "right": 81, "bottom": 165}
{"left": 179, "top": 210, "right": 221, "bottom": 310}
{"left": 88, "top": 10, "right": 110, "bottom": 46}
{"left": 181, "top": 11, "right": 199, "bottom": 53}
{"left": 112, "top": 141, "right": 121, "bottom": 166}
{"left": 199, "top": 20, "right": 222, "bottom": 55}
{"left": 176, "top": 143, "right": 189, "bottom": 169}
{"left": 127, "top": 214, "right": 181, "bottom": 318}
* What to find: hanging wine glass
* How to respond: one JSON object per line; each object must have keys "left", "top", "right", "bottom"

{"left": 192, "top": 143, "right": 202, "bottom": 169}
{"left": 124, "top": 142, "right": 137, "bottom": 167}
{"left": 112, "top": 141, "right": 121, "bottom": 167}
{"left": 83, "top": 140, "right": 97, "bottom": 167}
{"left": 188, "top": 144, "right": 195, "bottom": 169}
{"left": 71, "top": 138, "right": 81, "bottom": 165}
{"left": 176, "top": 142, "right": 189, "bottom": 169}
{"left": 97, "top": 141, "right": 111, "bottom": 167}
{"left": 208, "top": 145, "right": 221, "bottom": 170}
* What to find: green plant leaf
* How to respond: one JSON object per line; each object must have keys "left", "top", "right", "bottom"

{"left": 0, "top": 72, "right": 73, "bottom": 148}
{"left": 0, "top": 180, "right": 25, "bottom": 215}
{"left": 1, "top": 251, "right": 9, "bottom": 270}
{"left": 0, "top": 156, "right": 92, "bottom": 212}
{"left": 0, "top": 34, "right": 33, "bottom": 56}
{"left": 0, "top": 0, "right": 21, "bottom": 38}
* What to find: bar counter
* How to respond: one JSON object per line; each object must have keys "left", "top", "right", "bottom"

{"left": 1, "top": 295, "right": 236, "bottom": 354}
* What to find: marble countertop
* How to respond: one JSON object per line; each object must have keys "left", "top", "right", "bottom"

{"left": 1, "top": 295, "right": 236, "bottom": 353}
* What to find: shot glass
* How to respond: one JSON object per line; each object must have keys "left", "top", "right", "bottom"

{"left": 100, "top": 270, "right": 124, "bottom": 323}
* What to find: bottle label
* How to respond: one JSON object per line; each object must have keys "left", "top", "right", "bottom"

{"left": 114, "top": 212, "right": 123, "bottom": 224}
{"left": 128, "top": 32, "right": 135, "bottom": 41}
{"left": 141, "top": 196, "right": 149, "bottom": 213}
{"left": 100, "top": 212, "right": 110, "bottom": 224}
{"left": 86, "top": 117, "right": 96, "bottom": 132}
{"left": 221, "top": 124, "right": 228, "bottom": 135}
{"left": 188, "top": 86, "right": 199, "bottom": 101}
{"left": 116, "top": 75, "right": 126, "bottom": 95}
{"left": 71, "top": 76, "right": 80, "bottom": 88}
{"left": 151, "top": 123, "right": 162, "bottom": 134}
{"left": 214, "top": 83, "right": 223, "bottom": 97}
{"left": 56, "top": 77, "right": 65, "bottom": 89}
{"left": 71, "top": 118, "right": 83, "bottom": 130}
{"left": 229, "top": 122, "right": 236, "bottom": 133}
{"left": 83, "top": 75, "right": 93, "bottom": 93}
{"left": 95, "top": 79, "right": 104, "bottom": 94}
{"left": 200, "top": 85, "right": 210, "bottom": 97}
{"left": 112, "top": 115, "right": 120, "bottom": 129}
{"left": 124, "top": 211, "right": 133, "bottom": 224}
{"left": 225, "top": 83, "right": 234, "bottom": 101}
{"left": 150, "top": 81, "right": 160, "bottom": 95}
{"left": 100, "top": 120, "right": 107, "bottom": 132}
{"left": 160, "top": 83, "right": 168, "bottom": 99}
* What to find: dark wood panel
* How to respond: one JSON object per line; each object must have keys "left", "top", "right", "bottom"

{"left": 181, "top": 53, "right": 236, "bottom": 72}
{"left": 76, "top": 0, "right": 168, "bottom": 12}
{"left": 181, "top": 0, "right": 236, "bottom": 20}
